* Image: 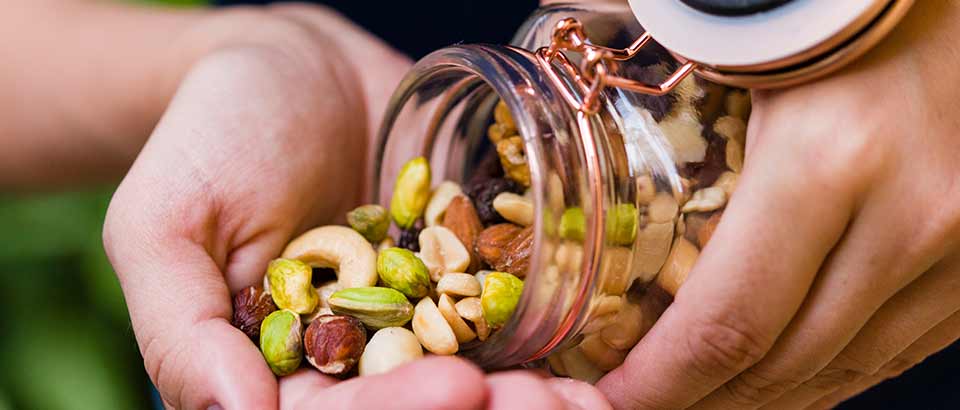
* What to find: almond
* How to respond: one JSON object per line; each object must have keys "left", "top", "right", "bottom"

{"left": 442, "top": 195, "right": 484, "bottom": 272}
{"left": 475, "top": 224, "right": 532, "bottom": 277}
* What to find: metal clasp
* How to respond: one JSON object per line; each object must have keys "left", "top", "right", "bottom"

{"left": 535, "top": 18, "right": 699, "bottom": 115}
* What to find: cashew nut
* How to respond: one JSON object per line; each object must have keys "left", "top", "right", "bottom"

{"left": 282, "top": 225, "right": 378, "bottom": 289}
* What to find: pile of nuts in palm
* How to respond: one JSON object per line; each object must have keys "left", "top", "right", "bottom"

{"left": 231, "top": 100, "right": 534, "bottom": 378}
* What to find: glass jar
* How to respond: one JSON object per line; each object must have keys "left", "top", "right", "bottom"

{"left": 373, "top": 2, "right": 749, "bottom": 382}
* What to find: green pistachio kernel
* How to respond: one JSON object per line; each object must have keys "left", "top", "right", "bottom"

{"left": 347, "top": 204, "right": 390, "bottom": 243}
{"left": 328, "top": 287, "right": 415, "bottom": 329}
{"left": 481, "top": 272, "right": 524, "bottom": 328}
{"left": 559, "top": 207, "right": 586, "bottom": 242}
{"left": 390, "top": 157, "right": 431, "bottom": 229}
{"left": 606, "top": 203, "right": 638, "bottom": 246}
{"left": 267, "top": 258, "right": 319, "bottom": 314}
{"left": 259, "top": 309, "right": 303, "bottom": 376}
{"left": 377, "top": 247, "right": 431, "bottom": 298}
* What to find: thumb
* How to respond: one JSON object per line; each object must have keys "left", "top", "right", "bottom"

{"left": 104, "top": 206, "right": 277, "bottom": 410}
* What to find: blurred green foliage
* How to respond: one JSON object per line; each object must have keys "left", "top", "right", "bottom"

{"left": 0, "top": 2, "right": 214, "bottom": 409}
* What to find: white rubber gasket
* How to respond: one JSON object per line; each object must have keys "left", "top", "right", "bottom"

{"left": 628, "top": 0, "right": 882, "bottom": 67}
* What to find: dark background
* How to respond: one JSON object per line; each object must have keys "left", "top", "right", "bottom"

{"left": 1, "top": 1, "right": 954, "bottom": 408}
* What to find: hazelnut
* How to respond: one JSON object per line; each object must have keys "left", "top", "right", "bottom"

{"left": 303, "top": 315, "right": 367, "bottom": 376}
{"left": 232, "top": 286, "right": 277, "bottom": 341}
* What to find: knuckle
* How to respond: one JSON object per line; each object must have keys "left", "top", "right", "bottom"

{"left": 722, "top": 369, "right": 803, "bottom": 406}
{"left": 803, "top": 365, "right": 869, "bottom": 391}
{"left": 142, "top": 334, "right": 187, "bottom": 407}
{"left": 685, "top": 316, "right": 773, "bottom": 378}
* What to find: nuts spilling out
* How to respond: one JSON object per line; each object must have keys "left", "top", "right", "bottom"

{"left": 304, "top": 315, "right": 366, "bottom": 376}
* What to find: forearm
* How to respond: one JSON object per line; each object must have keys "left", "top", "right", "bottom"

{"left": 0, "top": 1, "right": 409, "bottom": 191}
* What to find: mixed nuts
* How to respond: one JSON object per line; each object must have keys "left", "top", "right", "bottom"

{"left": 231, "top": 140, "right": 530, "bottom": 378}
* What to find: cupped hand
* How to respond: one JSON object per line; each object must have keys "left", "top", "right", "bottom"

{"left": 280, "top": 357, "right": 611, "bottom": 410}
{"left": 102, "top": 5, "right": 410, "bottom": 408}
{"left": 598, "top": 2, "right": 960, "bottom": 409}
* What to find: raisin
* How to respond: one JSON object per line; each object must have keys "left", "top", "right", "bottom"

{"left": 397, "top": 219, "right": 424, "bottom": 252}
{"left": 466, "top": 177, "right": 523, "bottom": 225}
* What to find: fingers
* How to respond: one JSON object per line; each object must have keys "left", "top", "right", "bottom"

{"left": 692, "top": 188, "right": 951, "bottom": 409}
{"left": 597, "top": 137, "right": 854, "bottom": 409}
{"left": 286, "top": 356, "right": 486, "bottom": 410}
{"left": 486, "top": 372, "right": 572, "bottom": 410}
{"left": 807, "top": 310, "right": 960, "bottom": 410}
{"left": 759, "top": 257, "right": 960, "bottom": 409}
{"left": 545, "top": 378, "right": 613, "bottom": 410}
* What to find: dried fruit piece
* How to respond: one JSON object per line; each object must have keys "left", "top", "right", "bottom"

{"left": 436, "top": 273, "right": 482, "bottom": 297}
{"left": 424, "top": 181, "right": 464, "bottom": 227}
{"left": 390, "top": 157, "right": 431, "bottom": 229}
{"left": 466, "top": 177, "right": 523, "bottom": 225}
{"left": 303, "top": 315, "right": 366, "bottom": 376}
{"left": 481, "top": 272, "right": 524, "bottom": 328}
{"left": 397, "top": 219, "right": 424, "bottom": 252}
{"left": 347, "top": 204, "right": 389, "bottom": 243}
{"left": 412, "top": 297, "right": 459, "bottom": 355}
{"left": 492, "top": 192, "right": 534, "bottom": 226}
{"left": 232, "top": 286, "right": 277, "bottom": 341}
{"left": 359, "top": 327, "right": 423, "bottom": 376}
{"left": 376, "top": 247, "right": 431, "bottom": 298}
{"left": 419, "top": 226, "right": 471, "bottom": 281}
{"left": 328, "top": 287, "right": 414, "bottom": 329}
{"left": 495, "top": 136, "right": 531, "bottom": 187}
{"left": 260, "top": 309, "right": 303, "bottom": 376}
{"left": 656, "top": 237, "right": 700, "bottom": 296}
{"left": 438, "top": 294, "right": 477, "bottom": 343}
{"left": 267, "top": 258, "right": 319, "bottom": 314}
{"left": 442, "top": 196, "right": 484, "bottom": 272}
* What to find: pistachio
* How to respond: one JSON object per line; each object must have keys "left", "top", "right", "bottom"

{"left": 436, "top": 273, "right": 481, "bottom": 297}
{"left": 412, "top": 297, "right": 459, "bottom": 355}
{"left": 480, "top": 272, "right": 524, "bottom": 328}
{"left": 418, "top": 226, "right": 470, "bottom": 281}
{"left": 492, "top": 192, "right": 534, "bottom": 226}
{"left": 347, "top": 204, "right": 390, "bottom": 243}
{"left": 259, "top": 309, "right": 303, "bottom": 376}
{"left": 438, "top": 294, "right": 477, "bottom": 343}
{"left": 266, "top": 258, "right": 319, "bottom": 314}
{"left": 390, "top": 157, "right": 432, "bottom": 229}
{"left": 606, "top": 203, "right": 638, "bottom": 246}
{"left": 376, "top": 247, "right": 431, "bottom": 298}
{"left": 281, "top": 225, "right": 378, "bottom": 289}
{"left": 359, "top": 327, "right": 424, "bottom": 376}
{"left": 424, "top": 181, "right": 464, "bottom": 226}
{"left": 232, "top": 286, "right": 277, "bottom": 341}
{"left": 656, "top": 237, "right": 700, "bottom": 296}
{"left": 559, "top": 207, "right": 586, "bottom": 242}
{"left": 328, "top": 287, "right": 414, "bottom": 329}
{"left": 304, "top": 315, "right": 366, "bottom": 376}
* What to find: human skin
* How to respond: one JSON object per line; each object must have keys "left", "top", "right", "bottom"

{"left": 597, "top": 1, "right": 960, "bottom": 409}
{"left": 1, "top": 1, "right": 610, "bottom": 409}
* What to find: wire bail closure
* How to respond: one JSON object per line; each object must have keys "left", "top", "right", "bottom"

{"left": 535, "top": 18, "right": 699, "bottom": 115}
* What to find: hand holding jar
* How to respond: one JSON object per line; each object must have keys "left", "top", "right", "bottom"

{"left": 597, "top": 1, "right": 960, "bottom": 409}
